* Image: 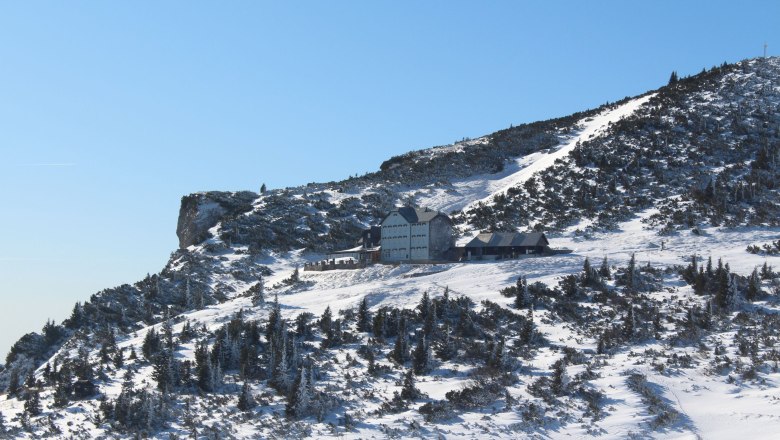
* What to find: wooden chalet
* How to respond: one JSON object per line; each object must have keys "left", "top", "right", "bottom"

{"left": 463, "top": 232, "right": 550, "bottom": 260}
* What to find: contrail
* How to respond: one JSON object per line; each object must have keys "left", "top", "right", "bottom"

{"left": 16, "top": 163, "right": 76, "bottom": 167}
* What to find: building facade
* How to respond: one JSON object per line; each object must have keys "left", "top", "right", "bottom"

{"left": 380, "top": 207, "right": 453, "bottom": 262}
{"left": 463, "top": 232, "right": 549, "bottom": 260}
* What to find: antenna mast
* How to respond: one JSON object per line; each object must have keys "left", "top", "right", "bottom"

{"left": 764, "top": 42, "right": 768, "bottom": 58}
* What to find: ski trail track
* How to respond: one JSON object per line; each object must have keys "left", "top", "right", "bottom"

{"left": 465, "top": 93, "right": 656, "bottom": 212}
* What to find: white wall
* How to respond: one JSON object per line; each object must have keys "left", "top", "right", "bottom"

{"left": 381, "top": 212, "right": 411, "bottom": 262}
{"left": 410, "top": 221, "right": 430, "bottom": 260}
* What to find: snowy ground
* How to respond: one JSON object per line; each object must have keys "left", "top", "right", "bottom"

{"left": 4, "top": 208, "right": 773, "bottom": 438}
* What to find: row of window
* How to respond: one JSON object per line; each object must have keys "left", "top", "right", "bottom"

{"left": 382, "top": 234, "right": 428, "bottom": 239}
{"left": 383, "top": 246, "right": 428, "bottom": 251}
{"left": 383, "top": 223, "right": 429, "bottom": 229}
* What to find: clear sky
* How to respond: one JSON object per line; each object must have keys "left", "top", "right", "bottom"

{"left": 0, "top": 1, "right": 778, "bottom": 358}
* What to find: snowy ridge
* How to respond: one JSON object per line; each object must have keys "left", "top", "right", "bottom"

{"left": 405, "top": 93, "right": 654, "bottom": 216}
{"left": 469, "top": 93, "right": 656, "bottom": 209}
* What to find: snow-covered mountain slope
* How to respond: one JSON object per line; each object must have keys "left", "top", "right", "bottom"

{"left": 413, "top": 93, "right": 656, "bottom": 215}
{"left": 2, "top": 57, "right": 780, "bottom": 439}
{"left": 461, "top": 57, "right": 780, "bottom": 233}
{"left": 2, "top": 210, "right": 779, "bottom": 439}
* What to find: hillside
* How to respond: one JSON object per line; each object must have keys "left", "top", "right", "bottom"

{"left": 0, "top": 57, "right": 779, "bottom": 439}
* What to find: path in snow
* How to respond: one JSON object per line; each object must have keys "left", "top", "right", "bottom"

{"left": 412, "top": 93, "right": 655, "bottom": 216}
{"left": 467, "top": 92, "right": 656, "bottom": 210}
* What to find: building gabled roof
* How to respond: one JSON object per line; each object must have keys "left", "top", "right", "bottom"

{"left": 381, "top": 206, "right": 450, "bottom": 225}
{"left": 328, "top": 245, "right": 381, "bottom": 255}
{"left": 464, "top": 232, "right": 549, "bottom": 248}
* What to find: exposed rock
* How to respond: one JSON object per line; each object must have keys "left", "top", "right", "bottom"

{"left": 176, "top": 191, "right": 257, "bottom": 248}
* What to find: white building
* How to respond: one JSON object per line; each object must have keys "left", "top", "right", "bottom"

{"left": 380, "top": 207, "right": 454, "bottom": 262}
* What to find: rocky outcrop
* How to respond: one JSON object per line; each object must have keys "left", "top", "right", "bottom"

{"left": 176, "top": 191, "right": 257, "bottom": 248}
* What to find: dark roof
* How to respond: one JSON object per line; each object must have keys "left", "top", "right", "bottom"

{"left": 383, "top": 207, "right": 450, "bottom": 224}
{"left": 358, "top": 226, "right": 382, "bottom": 247}
{"left": 464, "top": 232, "right": 549, "bottom": 248}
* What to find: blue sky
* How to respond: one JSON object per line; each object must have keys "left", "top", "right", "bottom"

{"left": 0, "top": 1, "right": 778, "bottom": 357}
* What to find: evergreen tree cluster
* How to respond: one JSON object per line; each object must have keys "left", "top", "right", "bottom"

{"left": 681, "top": 255, "right": 769, "bottom": 309}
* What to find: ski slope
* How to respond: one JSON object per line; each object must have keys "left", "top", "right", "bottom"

{"left": 409, "top": 93, "right": 656, "bottom": 215}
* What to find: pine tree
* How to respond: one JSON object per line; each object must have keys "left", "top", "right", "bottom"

{"left": 761, "top": 261, "right": 773, "bottom": 280}
{"left": 715, "top": 260, "right": 731, "bottom": 310}
{"left": 372, "top": 308, "right": 386, "bottom": 342}
{"left": 74, "top": 346, "right": 94, "bottom": 381}
{"left": 599, "top": 256, "right": 611, "bottom": 280}
{"left": 746, "top": 268, "right": 761, "bottom": 302}
{"left": 582, "top": 257, "right": 593, "bottom": 287}
{"left": 703, "top": 300, "right": 714, "bottom": 330}
{"left": 652, "top": 307, "right": 663, "bottom": 336}
{"left": 695, "top": 267, "right": 707, "bottom": 294}
{"left": 212, "top": 360, "right": 223, "bottom": 391}
{"left": 291, "top": 266, "right": 300, "bottom": 283}
{"left": 113, "top": 348, "right": 124, "bottom": 369}
{"left": 488, "top": 336, "right": 508, "bottom": 370}
{"left": 521, "top": 307, "right": 534, "bottom": 344}
{"left": 237, "top": 382, "right": 255, "bottom": 412}
{"left": 551, "top": 359, "right": 569, "bottom": 396}
{"left": 53, "top": 370, "right": 72, "bottom": 407}
{"left": 357, "top": 297, "right": 371, "bottom": 332}
{"left": 436, "top": 323, "right": 457, "bottom": 361}
{"left": 400, "top": 369, "right": 420, "bottom": 400}
{"left": 155, "top": 275, "right": 162, "bottom": 299}
{"left": 162, "top": 308, "right": 174, "bottom": 350}
{"left": 623, "top": 306, "right": 635, "bottom": 340}
{"left": 423, "top": 302, "right": 436, "bottom": 338}
{"left": 267, "top": 295, "right": 282, "bottom": 342}
{"left": 514, "top": 276, "right": 528, "bottom": 309}
{"left": 625, "top": 253, "right": 637, "bottom": 292}
{"left": 286, "top": 367, "right": 311, "bottom": 418}
{"left": 323, "top": 316, "right": 339, "bottom": 346}
{"left": 184, "top": 276, "right": 192, "bottom": 308}
{"left": 24, "top": 389, "right": 42, "bottom": 416}
{"left": 668, "top": 70, "right": 679, "bottom": 85}
{"left": 391, "top": 316, "right": 409, "bottom": 364}
{"left": 319, "top": 306, "right": 333, "bottom": 334}
{"left": 42, "top": 363, "right": 52, "bottom": 385}
{"left": 412, "top": 334, "right": 429, "bottom": 374}
{"left": 455, "top": 308, "right": 477, "bottom": 337}
{"left": 418, "top": 291, "right": 431, "bottom": 320}
{"left": 686, "top": 307, "right": 697, "bottom": 332}
{"left": 142, "top": 327, "right": 162, "bottom": 360}
{"left": 67, "top": 302, "right": 85, "bottom": 329}
{"left": 260, "top": 183, "right": 267, "bottom": 194}
{"left": 25, "top": 372, "right": 36, "bottom": 389}
{"left": 724, "top": 274, "right": 739, "bottom": 311}
{"left": 363, "top": 344, "right": 377, "bottom": 375}
{"left": 152, "top": 350, "right": 174, "bottom": 392}
{"left": 683, "top": 255, "right": 698, "bottom": 284}
{"left": 195, "top": 341, "right": 214, "bottom": 392}
{"left": 252, "top": 276, "right": 265, "bottom": 306}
